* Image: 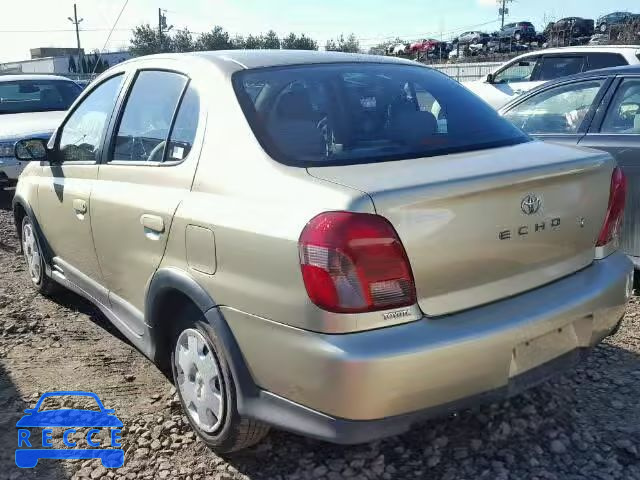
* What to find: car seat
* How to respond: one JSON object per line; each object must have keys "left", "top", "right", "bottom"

{"left": 267, "top": 89, "right": 326, "bottom": 159}
{"left": 387, "top": 97, "right": 438, "bottom": 147}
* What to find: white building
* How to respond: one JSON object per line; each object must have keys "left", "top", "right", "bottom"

{"left": 0, "top": 49, "right": 131, "bottom": 76}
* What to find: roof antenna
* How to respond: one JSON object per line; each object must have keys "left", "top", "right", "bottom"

{"left": 92, "top": 0, "right": 129, "bottom": 75}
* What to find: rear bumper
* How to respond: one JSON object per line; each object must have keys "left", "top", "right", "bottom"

{"left": 220, "top": 252, "right": 633, "bottom": 444}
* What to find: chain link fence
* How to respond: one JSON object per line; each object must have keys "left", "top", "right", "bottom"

{"left": 428, "top": 62, "right": 502, "bottom": 82}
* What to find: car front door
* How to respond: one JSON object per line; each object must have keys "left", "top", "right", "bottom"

{"left": 470, "top": 55, "right": 542, "bottom": 109}
{"left": 90, "top": 69, "right": 202, "bottom": 335}
{"left": 579, "top": 76, "right": 640, "bottom": 266}
{"left": 37, "top": 73, "right": 126, "bottom": 301}
{"left": 502, "top": 77, "right": 610, "bottom": 146}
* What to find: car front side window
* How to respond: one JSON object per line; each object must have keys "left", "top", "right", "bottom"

{"left": 504, "top": 80, "right": 605, "bottom": 135}
{"left": 57, "top": 75, "right": 123, "bottom": 163}
{"left": 111, "top": 70, "right": 188, "bottom": 163}
{"left": 493, "top": 57, "right": 539, "bottom": 84}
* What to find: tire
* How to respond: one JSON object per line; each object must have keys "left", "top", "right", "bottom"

{"left": 170, "top": 305, "right": 269, "bottom": 453}
{"left": 514, "top": 32, "right": 522, "bottom": 41}
{"left": 600, "top": 23, "right": 607, "bottom": 33}
{"left": 21, "top": 215, "right": 57, "bottom": 295}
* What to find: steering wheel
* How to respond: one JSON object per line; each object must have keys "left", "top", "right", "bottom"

{"left": 147, "top": 141, "right": 166, "bottom": 163}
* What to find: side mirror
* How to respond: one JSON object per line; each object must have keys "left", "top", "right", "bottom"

{"left": 486, "top": 73, "right": 495, "bottom": 84}
{"left": 15, "top": 138, "right": 48, "bottom": 162}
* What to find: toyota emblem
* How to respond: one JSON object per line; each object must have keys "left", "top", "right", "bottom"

{"left": 521, "top": 194, "right": 542, "bottom": 215}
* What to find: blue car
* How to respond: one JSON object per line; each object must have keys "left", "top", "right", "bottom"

{"left": 15, "top": 391, "right": 124, "bottom": 468}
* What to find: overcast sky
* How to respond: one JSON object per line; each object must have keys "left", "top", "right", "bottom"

{"left": 0, "top": 0, "right": 638, "bottom": 62}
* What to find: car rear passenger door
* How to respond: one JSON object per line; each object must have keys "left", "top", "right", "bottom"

{"left": 90, "top": 69, "right": 203, "bottom": 335}
{"left": 579, "top": 76, "right": 640, "bottom": 265}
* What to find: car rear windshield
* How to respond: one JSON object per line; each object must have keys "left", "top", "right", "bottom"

{"left": 233, "top": 63, "right": 529, "bottom": 167}
{"left": 0, "top": 79, "right": 81, "bottom": 114}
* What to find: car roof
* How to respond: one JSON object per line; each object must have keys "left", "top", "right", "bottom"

{"left": 547, "top": 64, "right": 640, "bottom": 84}
{"left": 0, "top": 74, "right": 77, "bottom": 83}
{"left": 121, "top": 49, "right": 417, "bottom": 75}
{"left": 500, "top": 64, "right": 640, "bottom": 112}
{"left": 522, "top": 45, "right": 640, "bottom": 55}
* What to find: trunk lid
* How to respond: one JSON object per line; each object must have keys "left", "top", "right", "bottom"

{"left": 308, "top": 141, "right": 614, "bottom": 316}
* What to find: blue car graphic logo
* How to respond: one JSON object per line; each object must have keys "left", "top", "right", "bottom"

{"left": 15, "top": 391, "right": 124, "bottom": 468}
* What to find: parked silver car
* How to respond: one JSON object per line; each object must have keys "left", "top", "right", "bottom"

{"left": 501, "top": 64, "right": 640, "bottom": 272}
{"left": 13, "top": 51, "right": 633, "bottom": 451}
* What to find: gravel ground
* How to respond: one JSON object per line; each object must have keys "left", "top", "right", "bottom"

{"left": 1, "top": 189, "right": 640, "bottom": 480}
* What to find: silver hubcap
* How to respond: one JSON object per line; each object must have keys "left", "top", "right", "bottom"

{"left": 22, "top": 223, "right": 41, "bottom": 284}
{"left": 174, "top": 328, "right": 224, "bottom": 433}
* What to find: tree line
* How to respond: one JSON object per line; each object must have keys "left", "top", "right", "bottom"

{"left": 129, "top": 25, "right": 361, "bottom": 56}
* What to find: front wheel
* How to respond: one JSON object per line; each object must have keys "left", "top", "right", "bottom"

{"left": 171, "top": 311, "right": 269, "bottom": 453}
{"left": 21, "top": 216, "right": 56, "bottom": 295}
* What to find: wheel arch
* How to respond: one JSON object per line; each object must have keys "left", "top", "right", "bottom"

{"left": 12, "top": 194, "right": 54, "bottom": 266}
{"left": 12, "top": 194, "right": 30, "bottom": 242}
{"left": 144, "top": 268, "right": 258, "bottom": 404}
{"left": 145, "top": 267, "right": 215, "bottom": 366}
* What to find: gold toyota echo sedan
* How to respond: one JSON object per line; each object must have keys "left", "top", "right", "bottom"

{"left": 12, "top": 50, "right": 633, "bottom": 452}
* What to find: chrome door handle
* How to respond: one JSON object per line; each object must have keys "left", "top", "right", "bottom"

{"left": 72, "top": 199, "right": 87, "bottom": 214}
{"left": 140, "top": 214, "right": 165, "bottom": 233}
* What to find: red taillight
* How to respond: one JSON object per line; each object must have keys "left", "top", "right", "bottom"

{"left": 298, "top": 212, "right": 416, "bottom": 313}
{"left": 596, "top": 167, "right": 627, "bottom": 247}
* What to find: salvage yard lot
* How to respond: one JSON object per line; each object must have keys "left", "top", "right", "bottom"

{"left": 1, "top": 191, "right": 639, "bottom": 480}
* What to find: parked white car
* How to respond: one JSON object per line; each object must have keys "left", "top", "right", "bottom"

{"left": 464, "top": 46, "right": 640, "bottom": 109}
{"left": 0, "top": 75, "right": 81, "bottom": 190}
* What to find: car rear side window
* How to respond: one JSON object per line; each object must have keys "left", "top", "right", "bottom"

{"left": 600, "top": 79, "right": 640, "bottom": 134}
{"left": 111, "top": 70, "right": 188, "bottom": 163}
{"left": 538, "top": 57, "right": 585, "bottom": 81}
{"left": 166, "top": 85, "right": 200, "bottom": 162}
{"left": 586, "top": 53, "right": 628, "bottom": 70}
{"left": 233, "top": 63, "right": 529, "bottom": 167}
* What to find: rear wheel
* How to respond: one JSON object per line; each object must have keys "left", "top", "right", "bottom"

{"left": 21, "top": 216, "right": 57, "bottom": 295}
{"left": 171, "top": 307, "right": 269, "bottom": 453}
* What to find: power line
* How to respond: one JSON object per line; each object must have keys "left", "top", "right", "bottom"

{"left": 0, "top": 28, "right": 133, "bottom": 33}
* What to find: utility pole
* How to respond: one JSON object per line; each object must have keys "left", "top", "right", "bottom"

{"left": 158, "top": 8, "right": 172, "bottom": 52}
{"left": 68, "top": 4, "right": 83, "bottom": 73}
{"left": 498, "top": 0, "right": 513, "bottom": 28}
